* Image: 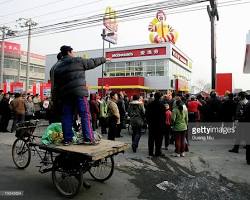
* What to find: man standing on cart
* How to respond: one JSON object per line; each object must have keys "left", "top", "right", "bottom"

{"left": 53, "top": 45, "right": 109, "bottom": 145}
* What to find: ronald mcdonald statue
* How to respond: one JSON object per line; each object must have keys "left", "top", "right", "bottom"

{"left": 148, "top": 10, "right": 178, "bottom": 44}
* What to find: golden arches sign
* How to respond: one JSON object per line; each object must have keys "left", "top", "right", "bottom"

{"left": 103, "top": 6, "right": 118, "bottom": 32}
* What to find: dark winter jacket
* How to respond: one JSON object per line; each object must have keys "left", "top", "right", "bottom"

{"left": 53, "top": 55, "right": 106, "bottom": 98}
{"left": 146, "top": 100, "right": 166, "bottom": 131}
{"left": 221, "top": 98, "right": 237, "bottom": 122}
{"left": 204, "top": 97, "right": 222, "bottom": 122}
{"left": 89, "top": 94, "right": 99, "bottom": 121}
{"left": 50, "top": 60, "right": 61, "bottom": 102}
{"left": 0, "top": 97, "right": 11, "bottom": 117}
{"left": 128, "top": 100, "right": 145, "bottom": 127}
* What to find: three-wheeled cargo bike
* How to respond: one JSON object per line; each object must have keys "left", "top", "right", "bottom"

{"left": 11, "top": 121, "right": 128, "bottom": 198}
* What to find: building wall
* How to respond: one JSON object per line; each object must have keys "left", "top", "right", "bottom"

{"left": 0, "top": 42, "right": 45, "bottom": 90}
{"left": 45, "top": 43, "right": 192, "bottom": 92}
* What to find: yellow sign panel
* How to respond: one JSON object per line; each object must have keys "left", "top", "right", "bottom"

{"left": 104, "top": 6, "right": 118, "bottom": 32}
{"left": 103, "top": 6, "right": 118, "bottom": 44}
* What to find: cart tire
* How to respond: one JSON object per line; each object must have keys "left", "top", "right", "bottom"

{"left": 89, "top": 156, "right": 114, "bottom": 182}
{"left": 12, "top": 139, "right": 31, "bottom": 169}
{"left": 52, "top": 158, "right": 83, "bottom": 198}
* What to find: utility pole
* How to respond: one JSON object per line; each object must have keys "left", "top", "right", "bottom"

{"left": 0, "top": 26, "right": 6, "bottom": 90}
{"left": 101, "top": 29, "right": 106, "bottom": 97}
{"left": 0, "top": 26, "right": 17, "bottom": 89}
{"left": 17, "top": 18, "right": 37, "bottom": 91}
{"left": 207, "top": 0, "right": 219, "bottom": 90}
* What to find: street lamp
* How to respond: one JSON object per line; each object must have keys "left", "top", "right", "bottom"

{"left": 16, "top": 18, "right": 38, "bottom": 91}
{"left": 0, "top": 26, "right": 17, "bottom": 89}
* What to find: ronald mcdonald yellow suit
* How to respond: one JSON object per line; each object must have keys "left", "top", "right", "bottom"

{"left": 148, "top": 10, "right": 178, "bottom": 44}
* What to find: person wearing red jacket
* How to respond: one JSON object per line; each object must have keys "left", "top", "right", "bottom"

{"left": 187, "top": 96, "right": 202, "bottom": 122}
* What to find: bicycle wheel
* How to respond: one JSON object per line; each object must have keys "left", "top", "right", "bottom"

{"left": 89, "top": 156, "right": 114, "bottom": 182}
{"left": 52, "top": 157, "right": 83, "bottom": 198}
{"left": 12, "top": 139, "right": 31, "bottom": 169}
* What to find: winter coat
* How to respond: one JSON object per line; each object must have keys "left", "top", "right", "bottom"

{"left": 128, "top": 100, "right": 145, "bottom": 127}
{"left": 107, "top": 100, "right": 120, "bottom": 124}
{"left": 89, "top": 94, "right": 99, "bottom": 121}
{"left": 205, "top": 97, "right": 222, "bottom": 122}
{"left": 117, "top": 98, "right": 126, "bottom": 128}
{"left": 221, "top": 98, "right": 237, "bottom": 122}
{"left": 99, "top": 100, "right": 108, "bottom": 118}
{"left": 0, "top": 97, "right": 11, "bottom": 117}
{"left": 171, "top": 106, "right": 188, "bottom": 132}
{"left": 50, "top": 60, "right": 60, "bottom": 102}
{"left": 145, "top": 100, "right": 166, "bottom": 131}
{"left": 33, "top": 97, "right": 41, "bottom": 112}
{"left": 25, "top": 101, "right": 35, "bottom": 116}
{"left": 53, "top": 55, "right": 106, "bottom": 98}
{"left": 10, "top": 97, "right": 26, "bottom": 115}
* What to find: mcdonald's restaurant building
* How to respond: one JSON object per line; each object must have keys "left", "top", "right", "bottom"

{"left": 46, "top": 42, "right": 192, "bottom": 97}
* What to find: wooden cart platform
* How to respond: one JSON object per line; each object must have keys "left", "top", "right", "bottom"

{"left": 30, "top": 139, "right": 129, "bottom": 161}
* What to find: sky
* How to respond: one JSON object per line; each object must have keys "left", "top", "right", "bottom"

{"left": 1, "top": 0, "right": 250, "bottom": 90}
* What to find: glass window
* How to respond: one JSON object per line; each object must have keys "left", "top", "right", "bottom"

{"left": 3, "top": 58, "right": 19, "bottom": 69}
{"left": 34, "top": 67, "right": 44, "bottom": 73}
{"left": 144, "top": 60, "right": 155, "bottom": 76}
{"left": 156, "top": 59, "right": 164, "bottom": 76}
{"left": 30, "top": 66, "right": 34, "bottom": 72}
{"left": 105, "top": 63, "right": 116, "bottom": 77}
{"left": 125, "top": 61, "right": 134, "bottom": 76}
{"left": 134, "top": 61, "right": 143, "bottom": 76}
{"left": 21, "top": 64, "right": 26, "bottom": 71}
{"left": 116, "top": 62, "right": 125, "bottom": 76}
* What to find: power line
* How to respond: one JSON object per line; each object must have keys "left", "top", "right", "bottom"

{"left": 6, "top": 0, "right": 185, "bottom": 34}
{"left": 0, "top": 0, "right": 244, "bottom": 28}
{"left": 9, "top": 0, "right": 210, "bottom": 39}
{"left": 0, "top": 0, "right": 202, "bottom": 27}
{"left": 17, "top": 0, "right": 208, "bottom": 35}
{"left": 0, "top": 0, "right": 103, "bottom": 26}
{"left": 7, "top": 0, "right": 250, "bottom": 40}
{"left": 0, "top": 0, "right": 67, "bottom": 18}
{"left": 36, "top": 0, "right": 156, "bottom": 26}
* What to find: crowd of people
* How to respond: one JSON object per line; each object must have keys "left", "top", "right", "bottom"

{"left": 79, "top": 89, "right": 250, "bottom": 164}
{"left": 1, "top": 86, "right": 250, "bottom": 164}
{"left": 0, "top": 90, "right": 50, "bottom": 133}
{"left": 1, "top": 44, "right": 249, "bottom": 166}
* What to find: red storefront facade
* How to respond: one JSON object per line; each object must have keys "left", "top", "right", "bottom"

{"left": 99, "top": 42, "right": 192, "bottom": 97}
{"left": 46, "top": 42, "right": 192, "bottom": 98}
{"left": 98, "top": 77, "right": 147, "bottom": 97}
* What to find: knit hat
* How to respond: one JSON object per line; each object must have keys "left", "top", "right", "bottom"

{"left": 60, "top": 45, "right": 73, "bottom": 56}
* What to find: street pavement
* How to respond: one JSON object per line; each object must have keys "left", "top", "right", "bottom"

{"left": 0, "top": 123, "right": 250, "bottom": 200}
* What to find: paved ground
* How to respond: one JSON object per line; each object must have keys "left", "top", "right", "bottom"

{"left": 0, "top": 122, "right": 250, "bottom": 200}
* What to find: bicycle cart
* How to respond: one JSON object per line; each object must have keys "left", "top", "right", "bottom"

{"left": 11, "top": 121, "right": 129, "bottom": 198}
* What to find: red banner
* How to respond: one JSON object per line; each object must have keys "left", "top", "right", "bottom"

{"left": 32, "top": 82, "right": 51, "bottom": 99}
{"left": 106, "top": 47, "right": 166, "bottom": 59}
{"left": 3, "top": 81, "right": 23, "bottom": 93}
{"left": 0, "top": 41, "right": 21, "bottom": 57}
{"left": 172, "top": 48, "right": 188, "bottom": 66}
